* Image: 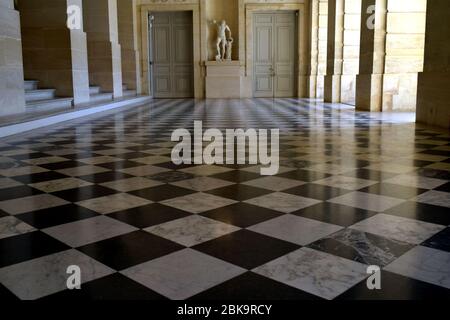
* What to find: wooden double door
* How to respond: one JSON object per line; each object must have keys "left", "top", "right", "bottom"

{"left": 253, "top": 12, "right": 298, "bottom": 98}
{"left": 150, "top": 11, "right": 194, "bottom": 98}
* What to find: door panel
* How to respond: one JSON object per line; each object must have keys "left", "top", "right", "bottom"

{"left": 253, "top": 12, "right": 297, "bottom": 98}
{"left": 151, "top": 12, "right": 194, "bottom": 98}
{"left": 254, "top": 15, "right": 274, "bottom": 98}
{"left": 274, "top": 13, "right": 296, "bottom": 97}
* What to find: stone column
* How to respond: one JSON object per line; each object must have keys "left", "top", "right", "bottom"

{"left": 118, "top": 0, "right": 141, "bottom": 94}
{"left": 340, "top": 0, "right": 361, "bottom": 105}
{"left": 18, "top": 0, "right": 90, "bottom": 105}
{"left": 416, "top": 0, "right": 450, "bottom": 129}
{"left": 83, "top": 0, "right": 123, "bottom": 98}
{"left": 308, "top": 0, "right": 319, "bottom": 98}
{"left": 355, "top": 0, "right": 386, "bottom": 111}
{"left": 68, "top": 0, "right": 90, "bottom": 105}
{"left": 324, "top": 0, "right": 344, "bottom": 103}
{"left": 0, "top": 0, "right": 25, "bottom": 116}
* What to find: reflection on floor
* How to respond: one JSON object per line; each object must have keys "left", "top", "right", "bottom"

{"left": 0, "top": 98, "right": 449, "bottom": 300}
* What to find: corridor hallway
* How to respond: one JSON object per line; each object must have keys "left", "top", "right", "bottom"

{"left": 0, "top": 99, "right": 449, "bottom": 300}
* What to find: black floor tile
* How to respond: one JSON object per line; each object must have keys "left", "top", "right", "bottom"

{"left": 17, "top": 204, "right": 99, "bottom": 229}
{"left": 190, "top": 272, "right": 322, "bottom": 300}
{"left": 0, "top": 209, "right": 8, "bottom": 218}
{"left": 12, "top": 171, "right": 69, "bottom": 184}
{"left": 63, "top": 152, "right": 100, "bottom": 160}
{"left": 343, "top": 169, "right": 399, "bottom": 181}
{"left": 97, "top": 160, "right": 142, "bottom": 170}
{"left": 78, "top": 172, "right": 134, "bottom": 183}
{"left": 147, "top": 171, "right": 196, "bottom": 183}
{"left": 384, "top": 201, "right": 450, "bottom": 226}
{"left": 284, "top": 184, "right": 352, "bottom": 200}
{"left": 435, "top": 182, "right": 450, "bottom": 193}
{"left": 40, "top": 161, "right": 87, "bottom": 170}
{"left": 422, "top": 228, "right": 450, "bottom": 253}
{"left": 0, "top": 284, "right": 19, "bottom": 300}
{"left": 10, "top": 152, "right": 52, "bottom": 161}
{"left": 309, "top": 229, "right": 414, "bottom": 267}
{"left": 209, "top": 170, "right": 261, "bottom": 183}
{"left": 130, "top": 185, "right": 196, "bottom": 202}
{"left": 114, "top": 152, "right": 152, "bottom": 160}
{"left": 108, "top": 203, "right": 191, "bottom": 228}
{"left": 201, "top": 203, "right": 282, "bottom": 228}
{"left": 419, "top": 150, "right": 450, "bottom": 157}
{"left": 52, "top": 185, "right": 118, "bottom": 202}
{"left": 0, "top": 231, "right": 69, "bottom": 268}
{"left": 42, "top": 273, "right": 167, "bottom": 300}
{"left": 153, "top": 162, "right": 196, "bottom": 170}
{"left": 328, "top": 159, "right": 371, "bottom": 168}
{"left": 193, "top": 230, "right": 300, "bottom": 270}
{"left": 277, "top": 169, "right": 331, "bottom": 182}
{"left": 293, "top": 202, "right": 377, "bottom": 227}
{"left": 359, "top": 183, "right": 428, "bottom": 200}
{"left": 77, "top": 231, "right": 184, "bottom": 270}
{"left": 337, "top": 271, "right": 450, "bottom": 300}
{"left": 416, "top": 168, "right": 450, "bottom": 180}
{"left": 205, "top": 184, "right": 272, "bottom": 201}
{"left": 0, "top": 185, "right": 43, "bottom": 201}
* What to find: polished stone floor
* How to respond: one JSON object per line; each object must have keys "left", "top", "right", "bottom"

{"left": 0, "top": 98, "right": 449, "bottom": 300}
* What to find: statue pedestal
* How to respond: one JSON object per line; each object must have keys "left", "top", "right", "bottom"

{"left": 205, "top": 61, "right": 242, "bottom": 98}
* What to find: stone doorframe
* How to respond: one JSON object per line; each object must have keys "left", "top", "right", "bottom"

{"left": 238, "top": 0, "right": 309, "bottom": 98}
{"left": 138, "top": 1, "right": 206, "bottom": 99}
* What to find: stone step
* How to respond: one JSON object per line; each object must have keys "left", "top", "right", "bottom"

{"left": 89, "top": 86, "right": 101, "bottom": 95}
{"left": 25, "top": 89, "right": 56, "bottom": 102}
{"left": 90, "top": 92, "right": 113, "bottom": 103}
{"left": 123, "top": 90, "right": 137, "bottom": 97}
{"left": 24, "top": 80, "right": 39, "bottom": 91}
{"left": 26, "top": 97, "right": 73, "bottom": 109}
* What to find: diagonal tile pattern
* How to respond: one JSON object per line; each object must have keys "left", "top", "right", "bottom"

{"left": 0, "top": 98, "right": 448, "bottom": 300}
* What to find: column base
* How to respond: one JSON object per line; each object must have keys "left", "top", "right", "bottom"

{"left": 324, "top": 75, "right": 341, "bottom": 103}
{"left": 355, "top": 73, "right": 383, "bottom": 112}
{"left": 417, "top": 71, "right": 450, "bottom": 129}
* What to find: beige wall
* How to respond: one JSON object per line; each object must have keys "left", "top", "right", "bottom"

{"left": 118, "top": 0, "right": 141, "bottom": 93}
{"left": 341, "top": 0, "right": 361, "bottom": 105}
{"left": 83, "top": 0, "right": 123, "bottom": 98}
{"left": 383, "top": 0, "right": 426, "bottom": 111}
{"left": 324, "top": 0, "right": 344, "bottom": 102}
{"left": 308, "top": 0, "right": 328, "bottom": 99}
{"left": 416, "top": 0, "right": 450, "bottom": 129}
{"left": 19, "top": 0, "right": 90, "bottom": 104}
{"left": 0, "top": 0, "right": 25, "bottom": 116}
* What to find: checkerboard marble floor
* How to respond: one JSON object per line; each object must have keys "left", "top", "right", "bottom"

{"left": 0, "top": 98, "right": 449, "bottom": 300}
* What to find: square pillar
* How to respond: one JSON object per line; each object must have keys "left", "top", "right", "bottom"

{"left": 324, "top": 0, "right": 344, "bottom": 103}
{"left": 118, "top": 0, "right": 141, "bottom": 94}
{"left": 0, "top": 0, "right": 25, "bottom": 116}
{"left": 355, "top": 0, "right": 387, "bottom": 111}
{"left": 416, "top": 0, "right": 450, "bottom": 129}
{"left": 83, "top": 0, "right": 123, "bottom": 98}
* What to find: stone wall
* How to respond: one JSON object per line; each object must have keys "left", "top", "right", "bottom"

{"left": 19, "top": 0, "right": 90, "bottom": 103}
{"left": 0, "top": 0, "right": 25, "bottom": 116}
{"left": 416, "top": 0, "right": 450, "bottom": 129}
{"left": 118, "top": 0, "right": 141, "bottom": 92}
{"left": 383, "top": 0, "right": 426, "bottom": 111}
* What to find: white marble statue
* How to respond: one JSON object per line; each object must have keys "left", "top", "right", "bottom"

{"left": 212, "top": 20, "right": 232, "bottom": 61}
